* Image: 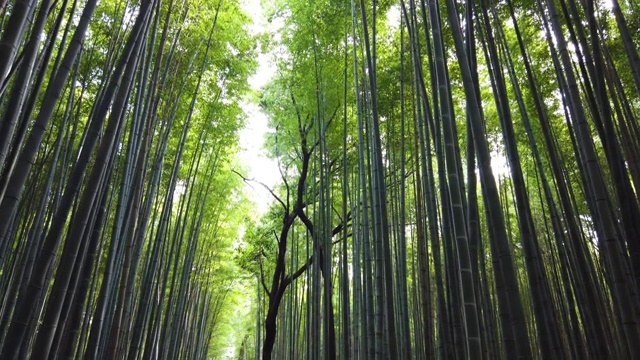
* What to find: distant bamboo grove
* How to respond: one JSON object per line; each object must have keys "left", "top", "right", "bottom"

{"left": 0, "top": 0, "right": 639, "bottom": 358}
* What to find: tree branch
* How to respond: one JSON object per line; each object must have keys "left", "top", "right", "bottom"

{"left": 258, "top": 253, "right": 271, "bottom": 298}
{"left": 284, "top": 254, "right": 314, "bottom": 287}
{"left": 232, "top": 169, "right": 286, "bottom": 211}
{"left": 297, "top": 209, "right": 351, "bottom": 239}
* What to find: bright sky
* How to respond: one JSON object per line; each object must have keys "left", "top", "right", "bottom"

{"left": 238, "top": 0, "right": 280, "bottom": 215}
{"left": 221, "top": 3, "right": 279, "bottom": 358}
